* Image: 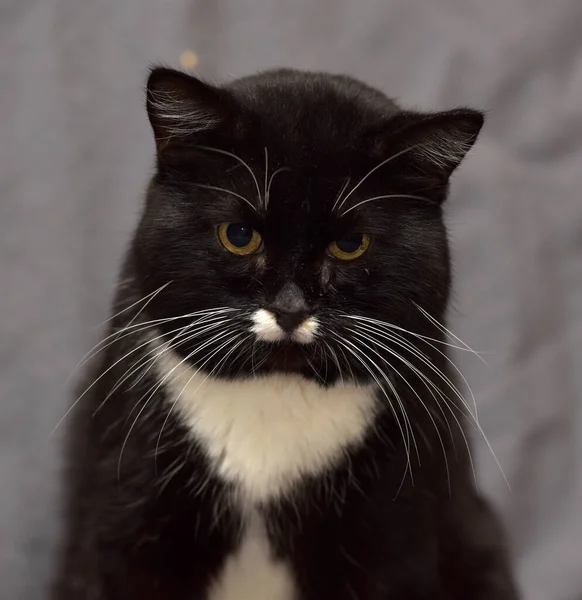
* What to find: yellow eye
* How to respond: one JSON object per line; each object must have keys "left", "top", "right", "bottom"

{"left": 217, "top": 223, "right": 263, "bottom": 255}
{"left": 328, "top": 233, "right": 371, "bottom": 261}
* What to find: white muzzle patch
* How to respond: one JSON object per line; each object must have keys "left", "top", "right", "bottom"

{"left": 250, "top": 308, "right": 318, "bottom": 344}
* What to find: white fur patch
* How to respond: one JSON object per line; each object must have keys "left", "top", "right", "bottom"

{"left": 208, "top": 513, "right": 296, "bottom": 600}
{"left": 292, "top": 316, "right": 318, "bottom": 344}
{"left": 251, "top": 309, "right": 284, "bottom": 342}
{"left": 251, "top": 308, "right": 319, "bottom": 344}
{"left": 156, "top": 347, "right": 377, "bottom": 502}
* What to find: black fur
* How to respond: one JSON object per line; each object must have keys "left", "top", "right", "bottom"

{"left": 53, "top": 68, "right": 519, "bottom": 599}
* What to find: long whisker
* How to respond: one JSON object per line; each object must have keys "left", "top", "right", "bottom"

{"left": 348, "top": 328, "right": 453, "bottom": 492}
{"left": 67, "top": 310, "right": 233, "bottom": 400}
{"left": 323, "top": 340, "right": 345, "bottom": 386}
{"left": 352, "top": 322, "right": 474, "bottom": 422}
{"left": 54, "top": 309, "right": 238, "bottom": 434}
{"left": 77, "top": 307, "right": 235, "bottom": 370}
{"left": 331, "top": 177, "right": 352, "bottom": 213}
{"left": 153, "top": 334, "right": 250, "bottom": 497}
{"left": 118, "top": 328, "right": 240, "bottom": 479}
{"left": 414, "top": 303, "right": 488, "bottom": 365}
{"left": 98, "top": 281, "right": 172, "bottom": 327}
{"left": 337, "top": 344, "right": 356, "bottom": 383}
{"left": 111, "top": 283, "right": 171, "bottom": 344}
{"left": 126, "top": 318, "right": 232, "bottom": 387}
{"left": 155, "top": 333, "right": 249, "bottom": 462}
{"left": 131, "top": 327, "right": 238, "bottom": 422}
{"left": 340, "top": 194, "right": 438, "bottom": 217}
{"left": 328, "top": 332, "right": 415, "bottom": 490}
{"left": 354, "top": 327, "right": 478, "bottom": 490}
{"left": 342, "top": 320, "right": 485, "bottom": 441}
{"left": 348, "top": 322, "right": 508, "bottom": 489}
{"left": 95, "top": 318, "right": 234, "bottom": 416}
{"left": 194, "top": 145, "right": 262, "bottom": 208}
{"left": 342, "top": 314, "right": 488, "bottom": 357}
{"left": 191, "top": 183, "right": 258, "bottom": 214}
{"left": 73, "top": 310, "right": 233, "bottom": 386}
{"left": 264, "top": 146, "right": 268, "bottom": 209}
{"left": 135, "top": 326, "right": 237, "bottom": 411}
{"left": 266, "top": 167, "right": 291, "bottom": 207}
{"left": 68, "top": 283, "right": 172, "bottom": 381}
{"left": 305, "top": 353, "right": 326, "bottom": 386}
{"left": 385, "top": 326, "right": 480, "bottom": 424}
{"left": 336, "top": 146, "right": 417, "bottom": 214}
{"left": 342, "top": 334, "right": 420, "bottom": 469}
{"left": 319, "top": 341, "right": 330, "bottom": 383}
{"left": 336, "top": 337, "right": 415, "bottom": 500}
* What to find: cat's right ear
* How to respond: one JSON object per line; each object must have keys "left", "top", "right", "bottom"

{"left": 146, "top": 67, "right": 231, "bottom": 155}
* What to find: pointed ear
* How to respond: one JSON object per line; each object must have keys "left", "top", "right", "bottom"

{"left": 146, "top": 67, "right": 231, "bottom": 155}
{"left": 377, "top": 109, "right": 484, "bottom": 184}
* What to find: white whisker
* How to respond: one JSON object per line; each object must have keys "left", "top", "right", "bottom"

{"left": 347, "top": 321, "right": 508, "bottom": 490}
{"left": 192, "top": 183, "right": 258, "bottom": 213}
{"left": 68, "top": 283, "right": 173, "bottom": 382}
{"left": 328, "top": 332, "right": 414, "bottom": 491}
{"left": 343, "top": 314, "right": 488, "bottom": 357}
{"left": 266, "top": 167, "right": 291, "bottom": 207}
{"left": 195, "top": 145, "right": 262, "bottom": 209}
{"left": 336, "top": 146, "right": 417, "bottom": 214}
{"left": 74, "top": 310, "right": 233, "bottom": 388}
{"left": 53, "top": 309, "right": 238, "bottom": 435}
{"left": 342, "top": 316, "right": 484, "bottom": 430}
{"left": 73, "top": 308, "right": 237, "bottom": 379}
{"left": 348, "top": 328, "right": 453, "bottom": 492}
{"left": 130, "top": 326, "right": 238, "bottom": 416}
{"left": 118, "top": 327, "right": 240, "bottom": 479}
{"left": 331, "top": 177, "right": 352, "bottom": 213}
{"left": 340, "top": 194, "right": 437, "bottom": 217}
{"left": 323, "top": 340, "right": 345, "bottom": 386}
{"left": 414, "top": 303, "right": 488, "bottom": 365}
{"left": 155, "top": 333, "right": 249, "bottom": 461}
{"left": 264, "top": 146, "right": 268, "bottom": 209}
{"left": 99, "top": 281, "right": 171, "bottom": 327}
{"left": 96, "top": 317, "right": 234, "bottom": 416}
{"left": 352, "top": 322, "right": 470, "bottom": 416}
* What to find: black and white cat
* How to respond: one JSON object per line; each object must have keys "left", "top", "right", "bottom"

{"left": 53, "top": 67, "right": 519, "bottom": 599}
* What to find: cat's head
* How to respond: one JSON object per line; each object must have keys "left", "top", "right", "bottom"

{"left": 133, "top": 67, "right": 483, "bottom": 385}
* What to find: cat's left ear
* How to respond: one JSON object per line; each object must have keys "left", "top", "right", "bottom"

{"left": 376, "top": 109, "right": 484, "bottom": 184}
{"left": 146, "top": 67, "right": 233, "bottom": 156}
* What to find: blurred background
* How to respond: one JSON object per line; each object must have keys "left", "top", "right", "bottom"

{"left": 1, "top": 0, "right": 581, "bottom": 598}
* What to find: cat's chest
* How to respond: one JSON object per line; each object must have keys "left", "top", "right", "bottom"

{"left": 206, "top": 513, "right": 296, "bottom": 600}
{"left": 155, "top": 347, "right": 378, "bottom": 503}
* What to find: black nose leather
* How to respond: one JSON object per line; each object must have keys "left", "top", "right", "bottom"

{"left": 269, "top": 282, "right": 309, "bottom": 332}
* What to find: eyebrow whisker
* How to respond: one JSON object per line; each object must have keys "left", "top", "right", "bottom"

{"left": 340, "top": 193, "right": 438, "bottom": 216}
{"left": 191, "top": 183, "right": 258, "bottom": 214}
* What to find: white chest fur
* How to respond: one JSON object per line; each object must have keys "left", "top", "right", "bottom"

{"left": 207, "top": 513, "right": 296, "bottom": 600}
{"left": 156, "top": 348, "right": 378, "bottom": 503}
{"left": 155, "top": 347, "right": 377, "bottom": 600}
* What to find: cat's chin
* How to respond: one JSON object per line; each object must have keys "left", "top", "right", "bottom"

{"left": 263, "top": 343, "right": 309, "bottom": 373}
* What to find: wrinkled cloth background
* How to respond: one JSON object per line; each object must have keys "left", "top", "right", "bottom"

{"left": 1, "top": 1, "right": 581, "bottom": 598}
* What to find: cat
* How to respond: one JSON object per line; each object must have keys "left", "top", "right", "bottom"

{"left": 53, "top": 67, "right": 520, "bottom": 600}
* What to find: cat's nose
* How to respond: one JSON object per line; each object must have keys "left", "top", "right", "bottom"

{"left": 269, "top": 282, "right": 310, "bottom": 332}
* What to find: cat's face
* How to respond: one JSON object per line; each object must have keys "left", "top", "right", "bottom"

{"left": 134, "top": 68, "right": 483, "bottom": 385}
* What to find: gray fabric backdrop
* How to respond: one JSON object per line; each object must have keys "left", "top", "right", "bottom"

{"left": 2, "top": 0, "right": 581, "bottom": 598}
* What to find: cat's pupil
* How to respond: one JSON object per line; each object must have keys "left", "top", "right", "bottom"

{"left": 336, "top": 234, "right": 364, "bottom": 253}
{"left": 226, "top": 224, "right": 253, "bottom": 247}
